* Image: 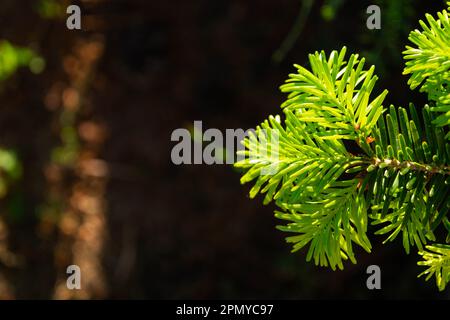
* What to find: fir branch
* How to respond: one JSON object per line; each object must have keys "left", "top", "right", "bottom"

{"left": 403, "top": 8, "right": 450, "bottom": 128}
{"left": 418, "top": 244, "right": 450, "bottom": 291}
{"left": 235, "top": 3, "right": 450, "bottom": 291}
{"left": 280, "top": 47, "right": 388, "bottom": 142}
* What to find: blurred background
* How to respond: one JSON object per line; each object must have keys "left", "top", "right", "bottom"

{"left": 0, "top": 0, "right": 449, "bottom": 299}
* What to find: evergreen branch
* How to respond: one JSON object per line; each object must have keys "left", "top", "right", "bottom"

{"left": 235, "top": 111, "right": 365, "bottom": 205}
{"left": 275, "top": 182, "right": 371, "bottom": 271}
{"left": 366, "top": 104, "right": 450, "bottom": 254}
{"left": 418, "top": 244, "right": 450, "bottom": 291}
{"left": 403, "top": 9, "right": 450, "bottom": 127}
{"left": 236, "top": 4, "right": 450, "bottom": 290}
{"left": 280, "top": 47, "right": 388, "bottom": 141}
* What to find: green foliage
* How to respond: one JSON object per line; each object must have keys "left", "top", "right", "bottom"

{"left": 275, "top": 180, "right": 371, "bottom": 271}
{"left": 0, "top": 41, "right": 44, "bottom": 81}
{"left": 235, "top": 4, "right": 450, "bottom": 291}
{"left": 0, "top": 41, "right": 41, "bottom": 199}
{"left": 237, "top": 111, "right": 363, "bottom": 205}
{"left": 367, "top": 105, "right": 449, "bottom": 254}
{"left": 403, "top": 6, "right": 450, "bottom": 128}
{"left": 418, "top": 244, "right": 450, "bottom": 291}
{"left": 0, "top": 149, "right": 21, "bottom": 198}
{"left": 280, "top": 47, "right": 388, "bottom": 142}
